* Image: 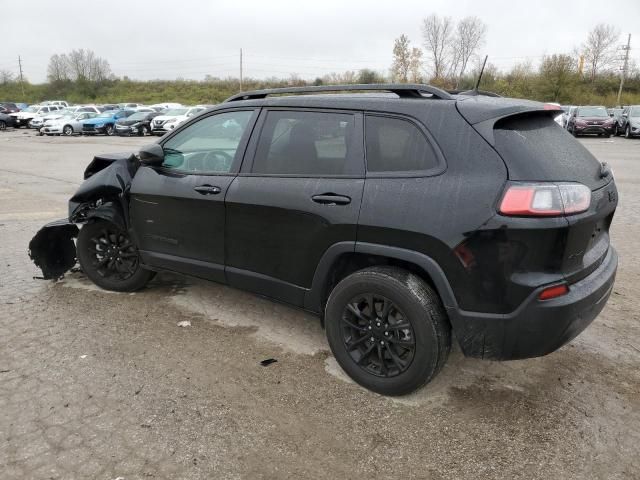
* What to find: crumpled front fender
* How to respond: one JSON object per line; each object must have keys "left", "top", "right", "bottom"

{"left": 29, "top": 152, "right": 140, "bottom": 280}
{"left": 28, "top": 219, "right": 79, "bottom": 280}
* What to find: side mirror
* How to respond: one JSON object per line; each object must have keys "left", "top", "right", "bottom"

{"left": 138, "top": 143, "right": 165, "bottom": 166}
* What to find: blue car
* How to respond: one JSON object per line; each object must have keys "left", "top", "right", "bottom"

{"left": 82, "top": 110, "right": 134, "bottom": 135}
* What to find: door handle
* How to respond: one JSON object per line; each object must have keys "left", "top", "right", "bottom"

{"left": 311, "top": 193, "right": 351, "bottom": 205}
{"left": 194, "top": 185, "right": 221, "bottom": 195}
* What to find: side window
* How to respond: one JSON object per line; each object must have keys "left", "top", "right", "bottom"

{"left": 365, "top": 115, "right": 439, "bottom": 173}
{"left": 161, "top": 110, "right": 254, "bottom": 174}
{"left": 252, "top": 110, "right": 358, "bottom": 176}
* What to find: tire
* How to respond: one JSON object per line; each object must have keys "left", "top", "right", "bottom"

{"left": 63, "top": 125, "right": 73, "bottom": 136}
{"left": 140, "top": 125, "right": 149, "bottom": 136}
{"left": 76, "top": 220, "right": 155, "bottom": 292}
{"left": 105, "top": 124, "right": 114, "bottom": 136}
{"left": 571, "top": 126, "right": 578, "bottom": 137}
{"left": 0, "top": 120, "right": 5, "bottom": 131}
{"left": 626, "top": 126, "right": 632, "bottom": 139}
{"left": 324, "top": 266, "right": 451, "bottom": 396}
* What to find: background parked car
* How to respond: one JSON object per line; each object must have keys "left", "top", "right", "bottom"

{"left": 42, "top": 112, "right": 98, "bottom": 136}
{"left": 10, "top": 105, "right": 62, "bottom": 128}
{"left": 0, "top": 102, "right": 21, "bottom": 113}
{"left": 566, "top": 106, "right": 615, "bottom": 137}
{"left": 608, "top": 108, "right": 625, "bottom": 135}
{"left": 42, "top": 100, "right": 69, "bottom": 107}
{"left": 150, "top": 106, "right": 206, "bottom": 135}
{"left": 563, "top": 106, "right": 577, "bottom": 129}
{"left": 0, "top": 112, "right": 15, "bottom": 130}
{"left": 617, "top": 105, "right": 640, "bottom": 138}
{"left": 82, "top": 110, "right": 134, "bottom": 135}
{"left": 100, "top": 104, "right": 119, "bottom": 111}
{"left": 115, "top": 111, "right": 161, "bottom": 136}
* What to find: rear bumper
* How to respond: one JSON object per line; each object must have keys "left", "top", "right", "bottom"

{"left": 448, "top": 247, "right": 617, "bottom": 360}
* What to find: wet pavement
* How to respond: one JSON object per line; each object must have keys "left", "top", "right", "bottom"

{"left": 1, "top": 129, "right": 639, "bottom": 479}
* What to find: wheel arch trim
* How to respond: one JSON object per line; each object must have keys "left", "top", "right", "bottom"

{"left": 303, "top": 241, "right": 458, "bottom": 314}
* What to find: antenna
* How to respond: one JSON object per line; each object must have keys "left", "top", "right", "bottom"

{"left": 474, "top": 55, "right": 488, "bottom": 92}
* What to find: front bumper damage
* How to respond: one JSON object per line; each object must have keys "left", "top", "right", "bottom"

{"left": 29, "top": 220, "right": 79, "bottom": 279}
{"left": 28, "top": 152, "right": 139, "bottom": 279}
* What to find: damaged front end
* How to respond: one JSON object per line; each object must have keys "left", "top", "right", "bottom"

{"left": 28, "top": 152, "right": 140, "bottom": 279}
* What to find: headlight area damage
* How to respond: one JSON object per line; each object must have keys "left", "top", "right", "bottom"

{"left": 28, "top": 152, "right": 139, "bottom": 279}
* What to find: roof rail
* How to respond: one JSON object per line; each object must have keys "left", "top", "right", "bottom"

{"left": 224, "top": 84, "right": 454, "bottom": 102}
{"left": 448, "top": 89, "right": 501, "bottom": 98}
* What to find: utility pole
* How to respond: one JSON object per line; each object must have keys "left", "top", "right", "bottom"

{"left": 18, "top": 55, "right": 25, "bottom": 98}
{"left": 616, "top": 34, "right": 631, "bottom": 107}
{"left": 239, "top": 48, "right": 243, "bottom": 92}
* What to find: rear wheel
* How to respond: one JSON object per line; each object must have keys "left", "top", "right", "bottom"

{"left": 324, "top": 266, "right": 451, "bottom": 396}
{"left": 0, "top": 120, "right": 5, "bottom": 130}
{"left": 76, "top": 220, "right": 154, "bottom": 292}
{"left": 63, "top": 125, "right": 73, "bottom": 136}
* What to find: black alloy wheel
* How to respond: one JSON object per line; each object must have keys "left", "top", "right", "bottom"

{"left": 341, "top": 294, "right": 415, "bottom": 378}
{"left": 87, "top": 227, "right": 139, "bottom": 281}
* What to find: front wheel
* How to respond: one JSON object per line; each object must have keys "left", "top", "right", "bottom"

{"left": 105, "top": 124, "right": 114, "bottom": 136}
{"left": 76, "top": 220, "right": 155, "bottom": 292}
{"left": 140, "top": 125, "right": 149, "bottom": 136}
{"left": 626, "top": 126, "right": 632, "bottom": 139}
{"left": 324, "top": 266, "right": 451, "bottom": 396}
{"left": 0, "top": 120, "right": 6, "bottom": 131}
{"left": 63, "top": 125, "right": 73, "bottom": 136}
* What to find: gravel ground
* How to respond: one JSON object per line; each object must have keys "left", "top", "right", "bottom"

{"left": 0, "top": 129, "right": 639, "bottom": 479}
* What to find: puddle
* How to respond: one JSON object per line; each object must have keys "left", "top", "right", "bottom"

{"left": 169, "top": 279, "right": 327, "bottom": 356}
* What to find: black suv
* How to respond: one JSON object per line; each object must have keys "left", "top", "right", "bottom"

{"left": 30, "top": 84, "right": 618, "bottom": 396}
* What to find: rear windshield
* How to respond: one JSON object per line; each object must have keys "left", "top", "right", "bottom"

{"left": 494, "top": 114, "right": 606, "bottom": 190}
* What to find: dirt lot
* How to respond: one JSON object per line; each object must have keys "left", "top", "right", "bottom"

{"left": 1, "top": 129, "right": 639, "bottom": 479}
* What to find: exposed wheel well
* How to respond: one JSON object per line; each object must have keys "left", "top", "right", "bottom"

{"left": 321, "top": 252, "right": 442, "bottom": 319}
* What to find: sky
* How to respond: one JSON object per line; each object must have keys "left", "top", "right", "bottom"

{"left": 1, "top": 0, "right": 639, "bottom": 83}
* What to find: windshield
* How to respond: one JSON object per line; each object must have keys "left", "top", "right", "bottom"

{"left": 164, "top": 109, "right": 188, "bottom": 116}
{"left": 577, "top": 107, "right": 608, "bottom": 117}
{"left": 24, "top": 107, "right": 39, "bottom": 113}
{"left": 128, "top": 112, "right": 148, "bottom": 120}
{"left": 629, "top": 106, "right": 640, "bottom": 118}
{"left": 97, "top": 112, "right": 115, "bottom": 118}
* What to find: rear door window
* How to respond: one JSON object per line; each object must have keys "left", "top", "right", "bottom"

{"left": 365, "top": 115, "right": 440, "bottom": 174}
{"left": 251, "top": 110, "right": 362, "bottom": 176}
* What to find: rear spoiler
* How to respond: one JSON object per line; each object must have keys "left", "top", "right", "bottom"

{"left": 456, "top": 98, "right": 562, "bottom": 146}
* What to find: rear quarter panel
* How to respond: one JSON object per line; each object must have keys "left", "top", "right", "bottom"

{"left": 357, "top": 102, "right": 509, "bottom": 312}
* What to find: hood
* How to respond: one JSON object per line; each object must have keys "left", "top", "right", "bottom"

{"left": 84, "top": 116, "right": 114, "bottom": 125}
{"left": 11, "top": 111, "right": 39, "bottom": 118}
{"left": 575, "top": 116, "right": 612, "bottom": 123}
{"left": 152, "top": 115, "right": 182, "bottom": 122}
{"left": 116, "top": 118, "right": 142, "bottom": 126}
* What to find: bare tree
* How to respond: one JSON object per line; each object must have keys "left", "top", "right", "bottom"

{"left": 391, "top": 34, "right": 411, "bottom": 82}
{"left": 47, "top": 54, "right": 70, "bottom": 82}
{"left": 581, "top": 24, "right": 620, "bottom": 80}
{"left": 409, "top": 48, "right": 423, "bottom": 83}
{"left": 49, "top": 49, "right": 112, "bottom": 82}
{"left": 454, "top": 16, "right": 487, "bottom": 85}
{"left": 539, "top": 54, "right": 577, "bottom": 101}
{"left": 421, "top": 14, "right": 454, "bottom": 80}
{"left": 0, "top": 70, "right": 15, "bottom": 84}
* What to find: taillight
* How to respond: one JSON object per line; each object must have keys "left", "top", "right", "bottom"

{"left": 499, "top": 183, "right": 591, "bottom": 217}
